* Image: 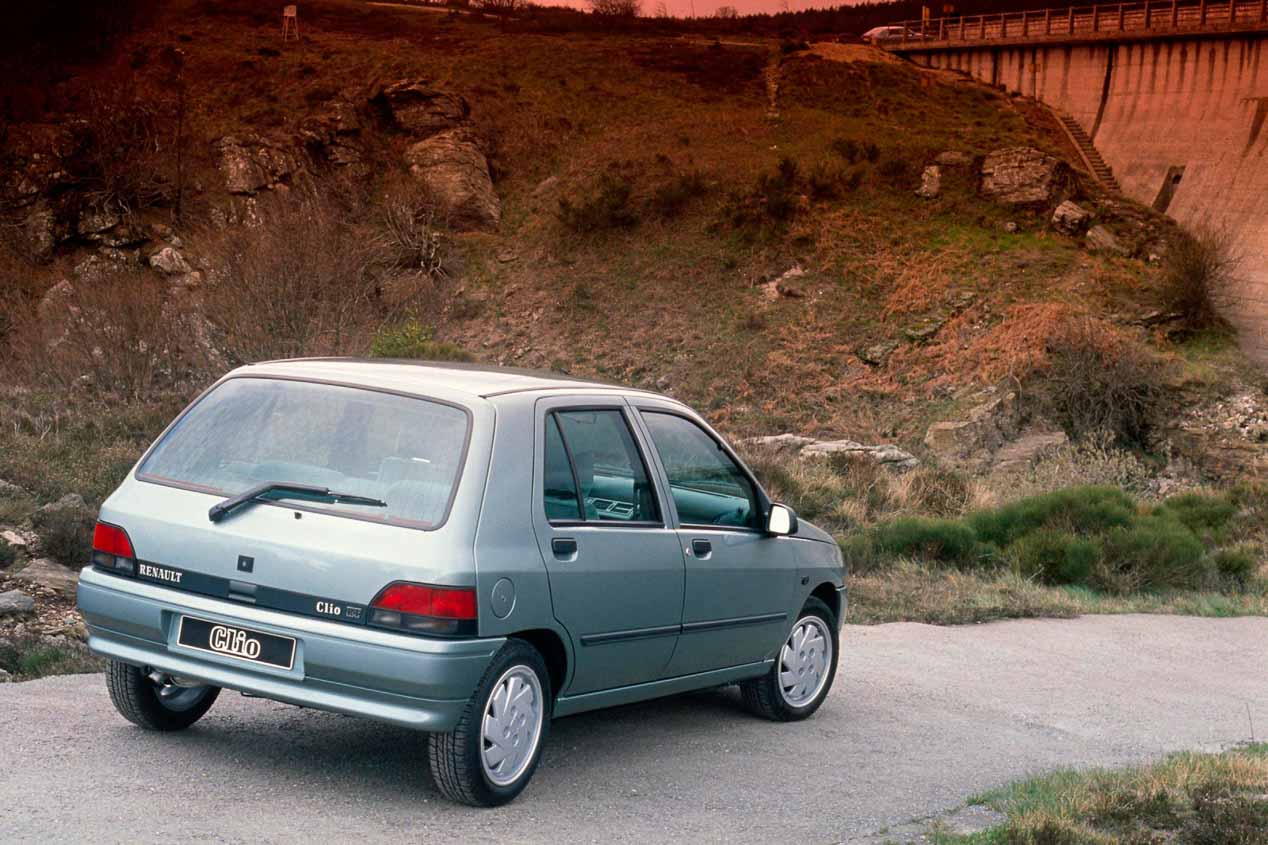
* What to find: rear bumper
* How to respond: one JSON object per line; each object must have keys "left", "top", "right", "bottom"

{"left": 77, "top": 567, "right": 503, "bottom": 732}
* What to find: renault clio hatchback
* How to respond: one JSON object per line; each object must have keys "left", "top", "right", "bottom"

{"left": 77, "top": 360, "right": 846, "bottom": 806}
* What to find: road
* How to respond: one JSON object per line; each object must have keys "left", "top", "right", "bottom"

{"left": 2, "top": 614, "right": 1265, "bottom": 844}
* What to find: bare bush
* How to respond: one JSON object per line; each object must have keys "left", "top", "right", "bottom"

{"left": 1160, "top": 226, "right": 1240, "bottom": 331}
{"left": 1027, "top": 317, "right": 1171, "bottom": 449}
{"left": 589, "top": 0, "right": 641, "bottom": 16}
{"left": 375, "top": 181, "right": 447, "bottom": 281}
{"left": 202, "top": 193, "right": 382, "bottom": 365}
{"left": 78, "top": 86, "right": 170, "bottom": 218}
{"left": 11, "top": 273, "right": 206, "bottom": 400}
{"left": 476, "top": 0, "right": 525, "bottom": 13}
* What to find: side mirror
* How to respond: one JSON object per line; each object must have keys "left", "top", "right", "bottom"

{"left": 766, "top": 503, "right": 798, "bottom": 536}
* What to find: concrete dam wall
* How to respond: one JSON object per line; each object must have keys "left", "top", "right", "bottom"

{"left": 909, "top": 35, "right": 1268, "bottom": 364}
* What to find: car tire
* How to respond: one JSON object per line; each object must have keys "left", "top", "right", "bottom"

{"left": 740, "top": 597, "right": 838, "bottom": 722}
{"left": 105, "top": 660, "right": 221, "bottom": 731}
{"left": 428, "top": 639, "right": 552, "bottom": 807}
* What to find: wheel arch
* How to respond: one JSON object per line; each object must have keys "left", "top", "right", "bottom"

{"left": 509, "top": 627, "right": 569, "bottom": 700}
{"left": 809, "top": 581, "right": 841, "bottom": 624}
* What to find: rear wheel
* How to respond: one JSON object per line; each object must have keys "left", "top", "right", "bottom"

{"left": 741, "top": 597, "right": 838, "bottom": 722}
{"left": 105, "top": 660, "right": 220, "bottom": 731}
{"left": 428, "top": 639, "right": 551, "bottom": 807}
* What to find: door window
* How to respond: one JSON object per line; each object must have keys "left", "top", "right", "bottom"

{"left": 640, "top": 412, "right": 758, "bottom": 529}
{"left": 544, "top": 410, "right": 660, "bottom": 524}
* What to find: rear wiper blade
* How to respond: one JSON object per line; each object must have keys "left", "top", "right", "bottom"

{"left": 208, "top": 482, "right": 387, "bottom": 523}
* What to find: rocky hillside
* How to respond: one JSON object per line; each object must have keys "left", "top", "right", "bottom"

{"left": 0, "top": 0, "right": 1266, "bottom": 656}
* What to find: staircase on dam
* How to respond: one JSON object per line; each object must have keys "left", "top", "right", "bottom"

{"left": 1055, "top": 113, "right": 1121, "bottom": 191}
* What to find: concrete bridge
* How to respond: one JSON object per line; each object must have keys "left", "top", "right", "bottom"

{"left": 886, "top": 2, "right": 1268, "bottom": 364}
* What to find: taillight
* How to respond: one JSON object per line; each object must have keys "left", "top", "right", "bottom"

{"left": 369, "top": 582, "right": 477, "bottom": 637}
{"left": 92, "top": 521, "right": 136, "bottom": 575}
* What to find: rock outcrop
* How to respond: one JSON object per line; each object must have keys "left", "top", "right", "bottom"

{"left": 215, "top": 135, "right": 303, "bottom": 195}
{"left": 744, "top": 434, "right": 920, "bottom": 470}
{"left": 373, "top": 81, "right": 470, "bottom": 136}
{"left": 980, "top": 147, "right": 1071, "bottom": 206}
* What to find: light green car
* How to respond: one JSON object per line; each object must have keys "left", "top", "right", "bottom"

{"left": 77, "top": 360, "right": 846, "bottom": 806}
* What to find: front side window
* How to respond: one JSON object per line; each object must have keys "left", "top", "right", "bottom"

{"left": 640, "top": 412, "right": 758, "bottom": 529}
{"left": 543, "top": 409, "right": 659, "bottom": 524}
{"left": 138, "top": 378, "right": 470, "bottom": 528}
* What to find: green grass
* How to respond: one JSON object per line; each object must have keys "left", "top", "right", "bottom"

{"left": 0, "top": 636, "right": 103, "bottom": 681}
{"left": 933, "top": 745, "right": 1268, "bottom": 844}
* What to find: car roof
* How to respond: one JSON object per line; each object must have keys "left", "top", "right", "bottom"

{"left": 235, "top": 358, "right": 673, "bottom": 402}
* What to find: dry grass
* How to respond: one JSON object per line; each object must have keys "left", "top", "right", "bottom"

{"left": 939, "top": 745, "right": 1268, "bottom": 844}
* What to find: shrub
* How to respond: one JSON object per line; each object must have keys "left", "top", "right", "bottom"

{"left": 1154, "top": 492, "right": 1238, "bottom": 545}
{"left": 1095, "top": 516, "right": 1208, "bottom": 593}
{"left": 873, "top": 516, "right": 980, "bottom": 566}
{"left": 370, "top": 320, "right": 474, "bottom": 362}
{"left": 31, "top": 501, "right": 96, "bottom": 568}
{"left": 0, "top": 634, "right": 102, "bottom": 680}
{"left": 986, "top": 434, "right": 1155, "bottom": 501}
{"left": 807, "top": 161, "right": 849, "bottom": 201}
{"left": 650, "top": 169, "right": 707, "bottom": 218}
{"left": 1027, "top": 318, "right": 1170, "bottom": 448}
{"left": 724, "top": 157, "right": 802, "bottom": 236}
{"left": 1206, "top": 546, "right": 1260, "bottom": 588}
{"left": 1159, "top": 227, "right": 1239, "bottom": 332}
{"left": 968, "top": 486, "right": 1136, "bottom": 548}
{"left": 557, "top": 173, "right": 638, "bottom": 232}
{"left": 1010, "top": 529, "right": 1099, "bottom": 586}
{"left": 830, "top": 138, "right": 861, "bottom": 163}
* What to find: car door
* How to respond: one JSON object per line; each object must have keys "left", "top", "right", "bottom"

{"left": 531, "top": 397, "right": 685, "bottom": 695}
{"left": 634, "top": 402, "right": 795, "bottom": 678}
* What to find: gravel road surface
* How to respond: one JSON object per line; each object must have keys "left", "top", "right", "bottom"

{"left": 2, "top": 614, "right": 1264, "bottom": 844}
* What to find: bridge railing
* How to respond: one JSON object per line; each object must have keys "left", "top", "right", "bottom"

{"left": 889, "top": 0, "right": 1268, "bottom": 46}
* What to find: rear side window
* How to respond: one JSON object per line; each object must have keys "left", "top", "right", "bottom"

{"left": 138, "top": 378, "right": 470, "bottom": 529}
{"left": 640, "top": 412, "right": 758, "bottom": 529}
{"left": 543, "top": 409, "right": 659, "bottom": 524}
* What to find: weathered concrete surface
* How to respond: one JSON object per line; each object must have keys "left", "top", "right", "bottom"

{"left": 0, "top": 614, "right": 1264, "bottom": 844}
{"left": 909, "top": 34, "right": 1268, "bottom": 365}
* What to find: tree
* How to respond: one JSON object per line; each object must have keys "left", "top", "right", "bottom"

{"left": 589, "top": 0, "right": 641, "bottom": 16}
{"left": 715, "top": 4, "right": 738, "bottom": 17}
{"left": 476, "top": 0, "right": 523, "bottom": 14}
{"left": 653, "top": 1, "right": 670, "bottom": 17}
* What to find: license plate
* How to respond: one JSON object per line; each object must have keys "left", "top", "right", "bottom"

{"left": 177, "top": 616, "right": 296, "bottom": 670}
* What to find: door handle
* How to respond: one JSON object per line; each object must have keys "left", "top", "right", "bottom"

{"left": 691, "top": 539, "right": 712, "bottom": 558}
{"left": 552, "top": 537, "right": 578, "bottom": 559}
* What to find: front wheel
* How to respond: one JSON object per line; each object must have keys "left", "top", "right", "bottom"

{"left": 740, "top": 597, "right": 838, "bottom": 721}
{"left": 428, "top": 640, "right": 551, "bottom": 807}
{"left": 105, "top": 660, "right": 221, "bottom": 731}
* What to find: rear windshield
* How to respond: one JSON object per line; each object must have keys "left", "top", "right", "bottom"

{"left": 137, "top": 377, "right": 471, "bottom": 529}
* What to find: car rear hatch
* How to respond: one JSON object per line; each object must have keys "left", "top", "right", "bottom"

{"left": 94, "top": 375, "right": 492, "bottom": 636}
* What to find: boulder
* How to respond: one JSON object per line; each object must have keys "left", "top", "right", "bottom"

{"left": 0, "top": 590, "right": 35, "bottom": 617}
{"left": 373, "top": 81, "right": 469, "bottom": 136}
{"left": 744, "top": 434, "right": 816, "bottom": 449}
{"left": 12, "top": 559, "right": 79, "bottom": 594}
{"left": 857, "top": 341, "right": 898, "bottom": 367}
{"left": 404, "top": 129, "right": 500, "bottom": 232}
{"left": 1051, "top": 200, "right": 1092, "bottom": 235}
{"left": 924, "top": 391, "right": 1022, "bottom": 462}
{"left": 916, "top": 165, "right": 942, "bottom": 198}
{"left": 215, "top": 135, "right": 302, "bottom": 195}
{"left": 0, "top": 479, "right": 27, "bottom": 499}
{"left": 1086, "top": 224, "right": 1129, "bottom": 256}
{"left": 992, "top": 427, "right": 1069, "bottom": 470}
{"left": 980, "top": 147, "right": 1070, "bottom": 206}
{"left": 298, "top": 97, "right": 365, "bottom": 167}
{"left": 148, "top": 246, "right": 192, "bottom": 275}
